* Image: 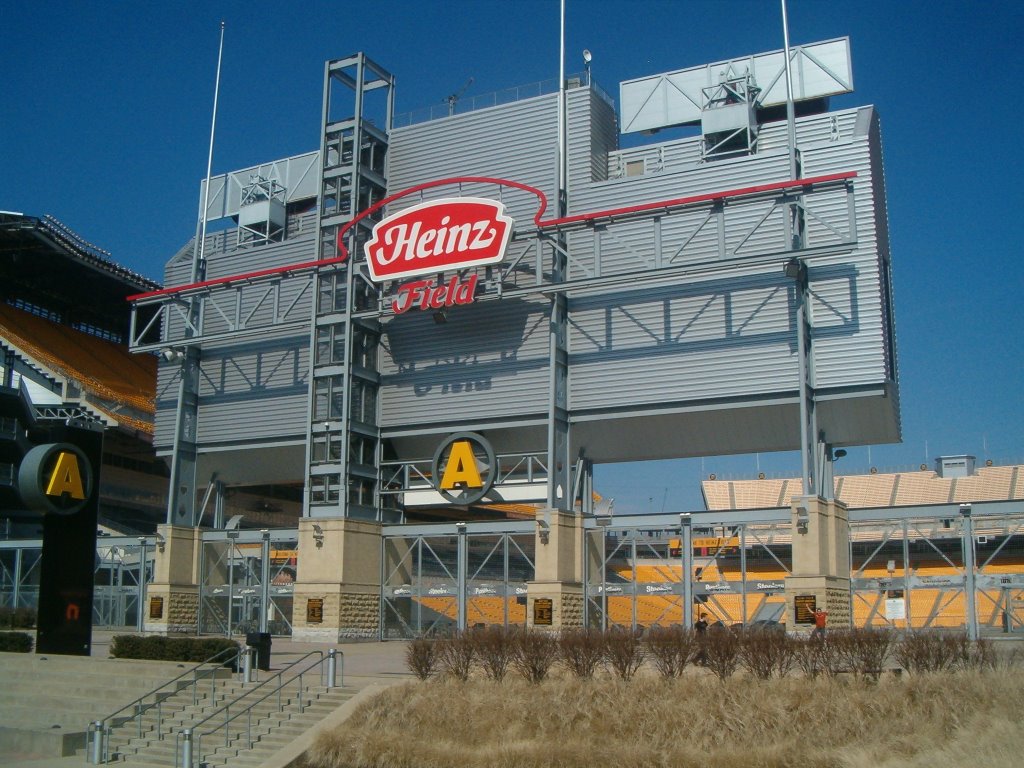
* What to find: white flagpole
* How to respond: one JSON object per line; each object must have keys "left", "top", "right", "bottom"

{"left": 557, "top": 0, "right": 567, "bottom": 216}
{"left": 781, "top": 0, "right": 798, "bottom": 180}
{"left": 194, "top": 21, "right": 226, "bottom": 283}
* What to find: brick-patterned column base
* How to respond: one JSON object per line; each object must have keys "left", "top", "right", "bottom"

{"left": 784, "top": 576, "right": 852, "bottom": 633}
{"left": 525, "top": 582, "right": 584, "bottom": 632}
{"left": 143, "top": 585, "right": 200, "bottom": 634}
{"left": 291, "top": 586, "right": 381, "bottom": 642}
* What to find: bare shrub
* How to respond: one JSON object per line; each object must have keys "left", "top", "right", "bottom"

{"left": 794, "top": 634, "right": 830, "bottom": 678}
{"left": 559, "top": 629, "right": 605, "bottom": 679}
{"left": 958, "top": 636, "right": 997, "bottom": 671}
{"left": 739, "top": 628, "right": 796, "bottom": 679}
{"left": 438, "top": 632, "right": 475, "bottom": 681}
{"left": 894, "top": 631, "right": 961, "bottom": 674}
{"left": 513, "top": 630, "right": 559, "bottom": 683}
{"left": 701, "top": 626, "right": 741, "bottom": 680}
{"left": 472, "top": 626, "right": 516, "bottom": 681}
{"left": 645, "top": 626, "right": 698, "bottom": 679}
{"left": 836, "top": 627, "right": 893, "bottom": 681}
{"left": 603, "top": 627, "right": 646, "bottom": 681}
{"left": 405, "top": 637, "right": 439, "bottom": 680}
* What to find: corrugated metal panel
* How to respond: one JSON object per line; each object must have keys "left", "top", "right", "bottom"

{"left": 566, "top": 88, "right": 618, "bottom": 192}
{"left": 800, "top": 113, "right": 889, "bottom": 391}
{"left": 577, "top": 150, "right": 793, "bottom": 224}
{"left": 568, "top": 269, "right": 798, "bottom": 409}
{"left": 379, "top": 296, "right": 551, "bottom": 426}
{"left": 153, "top": 362, "right": 181, "bottom": 451}
{"left": 195, "top": 328, "right": 310, "bottom": 444}
{"left": 387, "top": 93, "right": 559, "bottom": 227}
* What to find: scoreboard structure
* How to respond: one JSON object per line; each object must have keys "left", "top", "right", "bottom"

{"left": 130, "top": 38, "right": 896, "bottom": 566}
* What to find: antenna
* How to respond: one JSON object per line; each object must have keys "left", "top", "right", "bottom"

{"left": 446, "top": 76, "right": 474, "bottom": 117}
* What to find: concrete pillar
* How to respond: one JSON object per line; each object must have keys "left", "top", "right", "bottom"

{"left": 784, "top": 496, "right": 851, "bottom": 632}
{"left": 291, "top": 517, "right": 382, "bottom": 642}
{"left": 526, "top": 510, "right": 583, "bottom": 631}
{"left": 143, "top": 525, "right": 202, "bottom": 634}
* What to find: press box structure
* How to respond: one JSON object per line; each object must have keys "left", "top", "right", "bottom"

{"left": 131, "top": 37, "right": 898, "bottom": 529}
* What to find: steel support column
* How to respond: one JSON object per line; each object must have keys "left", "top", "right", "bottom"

{"left": 961, "top": 504, "right": 978, "bottom": 640}
{"left": 680, "top": 514, "right": 693, "bottom": 629}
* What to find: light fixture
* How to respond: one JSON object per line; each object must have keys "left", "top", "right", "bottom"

{"left": 833, "top": 449, "right": 847, "bottom": 460}
{"left": 433, "top": 309, "right": 447, "bottom": 324}
{"left": 160, "top": 347, "right": 186, "bottom": 363}
{"left": 153, "top": 532, "right": 166, "bottom": 552}
{"left": 795, "top": 505, "right": 810, "bottom": 535}
{"left": 536, "top": 519, "right": 550, "bottom": 545}
{"left": 312, "top": 523, "right": 324, "bottom": 548}
{"left": 783, "top": 257, "right": 806, "bottom": 283}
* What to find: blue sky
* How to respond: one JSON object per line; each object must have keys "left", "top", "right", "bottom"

{"left": 3, "top": 1, "right": 1021, "bottom": 512}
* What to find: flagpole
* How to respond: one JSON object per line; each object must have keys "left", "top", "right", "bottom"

{"left": 194, "top": 21, "right": 226, "bottom": 283}
{"left": 557, "top": 0, "right": 567, "bottom": 216}
{"left": 781, "top": 0, "right": 797, "bottom": 180}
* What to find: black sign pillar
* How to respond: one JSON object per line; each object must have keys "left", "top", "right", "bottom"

{"left": 21, "top": 424, "right": 102, "bottom": 655}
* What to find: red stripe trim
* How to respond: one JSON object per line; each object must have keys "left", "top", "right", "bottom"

{"left": 540, "top": 171, "right": 857, "bottom": 228}
{"left": 128, "top": 171, "right": 855, "bottom": 302}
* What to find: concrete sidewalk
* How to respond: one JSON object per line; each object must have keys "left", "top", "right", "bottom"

{"left": 6, "top": 632, "right": 413, "bottom": 768}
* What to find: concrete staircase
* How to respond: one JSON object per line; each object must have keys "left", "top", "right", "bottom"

{"left": 0, "top": 652, "right": 209, "bottom": 759}
{"left": 0, "top": 649, "right": 358, "bottom": 768}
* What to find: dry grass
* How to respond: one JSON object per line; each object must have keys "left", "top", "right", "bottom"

{"left": 307, "top": 668, "right": 1024, "bottom": 768}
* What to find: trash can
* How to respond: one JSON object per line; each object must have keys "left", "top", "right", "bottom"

{"left": 246, "top": 632, "right": 272, "bottom": 671}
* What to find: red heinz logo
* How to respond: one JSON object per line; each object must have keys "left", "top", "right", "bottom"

{"left": 363, "top": 197, "right": 513, "bottom": 282}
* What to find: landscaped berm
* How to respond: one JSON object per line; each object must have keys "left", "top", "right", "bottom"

{"left": 304, "top": 628, "right": 1024, "bottom": 768}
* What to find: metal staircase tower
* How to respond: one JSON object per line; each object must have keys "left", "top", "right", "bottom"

{"left": 305, "top": 54, "right": 395, "bottom": 521}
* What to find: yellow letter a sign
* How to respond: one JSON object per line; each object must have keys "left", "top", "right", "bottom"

{"left": 45, "top": 451, "right": 87, "bottom": 500}
{"left": 439, "top": 440, "right": 483, "bottom": 489}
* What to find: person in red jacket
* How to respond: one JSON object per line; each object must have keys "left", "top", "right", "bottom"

{"left": 811, "top": 608, "right": 827, "bottom": 638}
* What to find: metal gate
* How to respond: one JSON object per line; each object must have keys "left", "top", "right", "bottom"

{"left": 93, "top": 538, "right": 152, "bottom": 629}
{"left": 381, "top": 522, "right": 535, "bottom": 639}
{"left": 0, "top": 541, "right": 41, "bottom": 612}
{"left": 198, "top": 529, "right": 297, "bottom": 637}
{"left": 851, "top": 508, "right": 1024, "bottom": 635}
{"left": 584, "top": 515, "right": 791, "bottom": 631}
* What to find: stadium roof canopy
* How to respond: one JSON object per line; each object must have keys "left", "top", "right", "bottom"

{"left": 0, "top": 212, "right": 159, "bottom": 343}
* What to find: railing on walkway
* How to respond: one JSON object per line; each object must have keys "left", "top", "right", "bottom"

{"left": 175, "top": 648, "right": 342, "bottom": 768}
{"left": 87, "top": 645, "right": 245, "bottom": 764}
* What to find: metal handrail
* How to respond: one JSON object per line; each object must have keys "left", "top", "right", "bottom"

{"left": 87, "top": 645, "right": 244, "bottom": 764}
{"left": 176, "top": 649, "right": 342, "bottom": 768}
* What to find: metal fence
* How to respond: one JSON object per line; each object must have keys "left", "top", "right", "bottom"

{"left": 380, "top": 521, "right": 535, "bottom": 638}
{"left": 197, "top": 529, "right": 297, "bottom": 637}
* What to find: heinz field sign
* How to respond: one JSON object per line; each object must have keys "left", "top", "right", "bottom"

{"left": 363, "top": 197, "right": 513, "bottom": 312}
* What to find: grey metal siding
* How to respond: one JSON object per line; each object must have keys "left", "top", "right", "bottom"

{"left": 801, "top": 107, "right": 889, "bottom": 390}
{"left": 379, "top": 296, "right": 550, "bottom": 426}
{"left": 195, "top": 327, "right": 310, "bottom": 444}
{"left": 567, "top": 268, "right": 797, "bottom": 410}
{"left": 567, "top": 106, "right": 893, "bottom": 411}
{"left": 155, "top": 214, "right": 317, "bottom": 450}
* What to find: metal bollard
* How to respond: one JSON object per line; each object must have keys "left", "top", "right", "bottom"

{"left": 326, "top": 648, "right": 337, "bottom": 689}
{"left": 243, "top": 645, "right": 255, "bottom": 684}
{"left": 89, "top": 720, "right": 105, "bottom": 764}
{"left": 181, "top": 728, "right": 193, "bottom": 768}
